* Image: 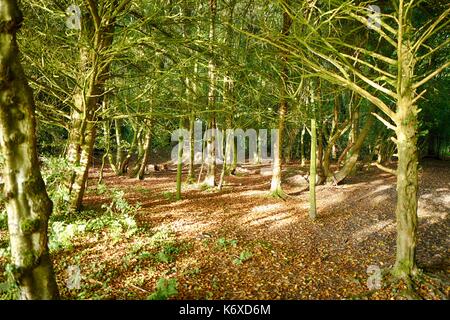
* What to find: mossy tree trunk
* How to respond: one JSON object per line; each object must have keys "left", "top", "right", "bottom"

{"left": 392, "top": 13, "right": 419, "bottom": 278}
{"left": 0, "top": 0, "right": 59, "bottom": 299}
{"left": 66, "top": 3, "right": 117, "bottom": 212}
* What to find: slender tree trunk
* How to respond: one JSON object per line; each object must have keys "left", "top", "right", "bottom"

{"left": 230, "top": 135, "right": 238, "bottom": 174}
{"left": 270, "top": 6, "right": 292, "bottom": 197}
{"left": 322, "top": 122, "right": 350, "bottom": 177}
{"left": 119, "top": 126, "right": 139, "bottom": 175}
{"left": 0, "top": 0, "right": 59, "bottom": 299}
{"left": 316, "top": 123, "right": 325, "bottom": 184}
{"left": 114, "top": 119, "right": 127, "bottom": 174}
{"left": 176, "top": 120, "right": 184, "bottom": 200}
{"left": 309, "top": 117, "right": 317, "bottom": 220}
{"left": 300, "top": 124, "right": 306, "bottom": 167}
{"left": 204, "top": 0, "right": 217, "bottom": 188}
{"left": 137, "top": 128, "right": 152, "bottom": 180}
{"left": 187, "top": 112, "right": 195, "bottom": 183}
{"left": 69, "top": 120, "right": 96, "bottom": 211}
{"left": 204, "top": 118, "right": 216, "bottom": 187}
{"left": 329, "top": 109, "right": 374, "bottom": 184}
{"left": 270, "top": 104, "right": 286, "bottom": 196}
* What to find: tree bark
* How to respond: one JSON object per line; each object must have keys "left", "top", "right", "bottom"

{"left": 309, "top": 117, "right": 317, "bottom": 220}
{"left": 270, "top": 5, "right": 292, "bottom": 197}
{"left": 66, "top": 4, "right": 117, "bottom": 212}
{"left": 392, "top": 14, "right": 419, "bottom": 277}
{"left": 136, "top": 127, "right": 152, "bottom": 180}
{"left": 203, "top": 0, "right": 217, "bottom": 188}
{"left": 176, "top": 120, "right": 184, "bottom": 200}
{"left": 328, "top": 108, "right": 374, "bottom": 184}
{"left": 187, "top": 112, "right": 195, "bottom": 183}
{"left": 0, "top": 0, "right": 59, "bottom": 299}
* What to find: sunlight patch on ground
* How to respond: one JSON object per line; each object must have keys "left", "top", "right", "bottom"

{"left": 247, "top": 211, "right": 295, "bottom": 228}
{"left": 163, "top": 219, "right": 215, "bottom": 237}
{"left": 371, "top": 185, "right": 393, "bottom": 193}
{"left": 250, "top": 203, "right": 284, "bottom": 214}
{"left": 370, "top": 194, "right": 389, "bottom": 206}
{"left": 351, "top": 220, "right": 394, "bottom": 243}
{"left": 239, "top": 190, "right": 268, "bottom": 197}
{"left": 441, "top": 193, "right": 450, "bottom": 204}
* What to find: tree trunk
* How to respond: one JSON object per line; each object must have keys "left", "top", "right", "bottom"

{"left": 392, "top": 20, "right": 419, "bottom": 277}
{"left": 69, "top": 120, "right": 96, "bottom": 211}
{"left": 328, "top": 108, "right": 374, "bottom": 184}
{"left": 114, "top": 119, "right": 127, "bottom": 174}
{"left": 137, "top": 128, "right": 152, "bottom": 180}
{"left": 392, "top": 105, "right": 419, "bottom": 278}
{"left": 203, "top": 0, "right": 217, "bottom": 188}
{"left": 270, "top": 101, "right": 286, "bottom": 196}
{"left": 187, "top": 112, "right": 195, "bottom": 183}
{"left": 300, "top": 124, "right": 306, "bottom": 167}
{"left": 270, "top": 6, "right": 291, "bottom": 197}
{"left": 204, "top": 118, "right": 216, "bottom": 187}
{"left": 176, "top": 120, "right": 184, "bottom": 200}
{"left": 67, "top": 17, "right": 115, "bottom": 212}
{"left": 0, "top": 0, "right": 59, "bottom": 299}
{"left": 309, "top": 117, "right": 317, "bottom": 220}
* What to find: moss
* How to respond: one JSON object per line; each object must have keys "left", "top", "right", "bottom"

{"left": 20, "top": 217, "right": 41, "bottom": 234}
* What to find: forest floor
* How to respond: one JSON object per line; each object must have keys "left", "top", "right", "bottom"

{"left": 0, "top": 159, "right": 449, "bottom": 299}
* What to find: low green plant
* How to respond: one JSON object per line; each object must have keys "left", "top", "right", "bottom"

{"left": 0, "top": 210, "right": 7, "bottom": 231}
{"left": 49, "top": 220, "right": 86, "bottom": 251}
{"left": 233, "top": 250, "right": 253, "bottom": 265}
{"left": 147, "top": 278, "right": 178, "bottom": 300}
{"left": 216, "top": 237, "right": 238, "bottom": 249}
{"left": 96, "top": 183, "right": 108, "bottom": 195}
{"left": 161, "top": 191, "right": 175, "bottom": 201}
{"left": 40, "top": 157, "right": 78, "bottom": 214}
{"left": 0, "top": 263, "right": 19, "bottom": 300}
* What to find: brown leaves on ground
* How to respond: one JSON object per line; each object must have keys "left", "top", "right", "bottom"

{"left": 1, "top": 160, "right": 449, "bottom": 299}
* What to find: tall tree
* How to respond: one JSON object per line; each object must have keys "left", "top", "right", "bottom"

{"left": 0, "top": 0, "right": 59, "bottom": 299}
{"left": 204, "top": 0, "right": 218, "bottom": 187}
{"left": 285, "top": 0, "right": 450, "bottom": 278}
{"left": 269, "top": 0, "right": 292, "bottom": 198}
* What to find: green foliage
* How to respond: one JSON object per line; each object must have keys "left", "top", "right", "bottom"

{"left": 0, "top": 263, "right": 19, "bottom": 300}
{"left": 147, "top": 278, "right": 178, "bottom": 300}
{"left": 36, "top": 123, "right": 67, "bottom": 156}
{"left": 0, "top": 210, "right": 7, "bottom": 231}
{"left": 161, "top": 191, "right": 176, "bottom": 202}
{"left": 40, "top": 157, "right": 76, "bottom": 213}
{"left": 216, "top": 237, "right": 238, "bottom": 249}
{"left": 49, "top": 221, "right": 86, "bottom": 251}
{"left": 48, "top": 187, "right": 141, "bottom": 251}
{"left": 96, "top": 183, "right": 108, "bottom": 195}
{"left": 233, "top": 250, "right": 253, "bottom": 265}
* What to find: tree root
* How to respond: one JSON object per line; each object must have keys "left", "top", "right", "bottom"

{"left": 388, "top": 268, "right": 449, "bottom": 300}
{"left": 267, "top": 188, "right": 288, "bottom": 200}
{"left": 354, "top": 267, "right": 448, "bottom": 300}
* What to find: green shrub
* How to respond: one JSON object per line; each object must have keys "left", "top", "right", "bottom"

{"left": 147, "top": 278, "right": 178, "bottom": 300}
{"left": 233, "top": 250, "right": 253, "bottom": 265}
{"left": 216, "top": 237, "right": 238, "bottom": 249}
{"left": 0, "top": 210, "right": 7, "bottom": 231}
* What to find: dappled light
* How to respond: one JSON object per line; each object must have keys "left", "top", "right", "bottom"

{"left": 0, "top": 0, "right": 448, "bottom": 303}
